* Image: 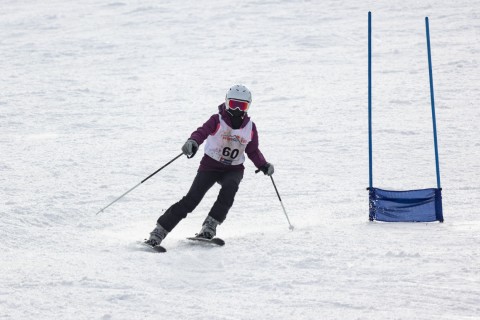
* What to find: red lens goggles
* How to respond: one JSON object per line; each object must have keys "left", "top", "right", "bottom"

{"left": 227, "top": 99, "right": 250, "bottom": 112}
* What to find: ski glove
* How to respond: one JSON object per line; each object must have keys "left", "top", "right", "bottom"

{"left": 182, "top": 139, "right": 199, "bottom": 158}
{"left": 259, "top": 162, "right": 274, "bottom": 176}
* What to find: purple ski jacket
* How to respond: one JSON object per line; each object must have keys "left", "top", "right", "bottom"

{"left": 189, "top": 103, "right": 267, "bottom": 172}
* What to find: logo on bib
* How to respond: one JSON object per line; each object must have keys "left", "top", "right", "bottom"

{"left": 222, "top": 133, "right": 249, "bottom": 145}
{"left": 219, "top": 157, "right": 233, "bottom": 165}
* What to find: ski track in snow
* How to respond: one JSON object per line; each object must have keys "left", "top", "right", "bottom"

{"left": 1, "top": 0, "right": 479, "bottom": 319}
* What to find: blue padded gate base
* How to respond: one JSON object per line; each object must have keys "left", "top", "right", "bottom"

{"left": 369, "top": 187, "right": 443, "bottom": 222}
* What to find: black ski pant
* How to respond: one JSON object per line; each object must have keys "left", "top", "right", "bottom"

{"left": 157, "top": 170, "right": 244, "bottom": 232}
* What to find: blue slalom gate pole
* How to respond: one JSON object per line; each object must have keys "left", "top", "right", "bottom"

{"left": 368, "top": 11, "right": 373, "bottom": 189}
{"left": 425, "top": 17, "right": 441, "bottom": 189}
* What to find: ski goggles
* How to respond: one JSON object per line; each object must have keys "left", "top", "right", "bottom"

{"left": 227, "top": 99, "right": 250, "bottom": 112}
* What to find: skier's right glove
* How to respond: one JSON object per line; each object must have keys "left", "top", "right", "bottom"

{"left": 259, "top": 162, "right": 274, "bottom": 176}
{"left": 182, "top": 139, "right": 199, "bottom": 158}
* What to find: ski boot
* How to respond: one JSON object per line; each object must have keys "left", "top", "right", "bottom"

{"left": 196, "top": 215, "right": 220, "bottom": 239}
{"left": 144, "top": 224, "right": 169, "bottom": 252}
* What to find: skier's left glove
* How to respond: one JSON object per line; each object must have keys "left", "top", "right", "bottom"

{"left": 182, "top": 139, "right": 199, "bottom": 158}
{"left": 259, "top": 162, "right": 274, "bottom": 176}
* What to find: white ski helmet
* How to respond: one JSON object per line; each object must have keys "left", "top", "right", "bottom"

{"left": 225, "top": 84, "right": 252, "bottom": 112}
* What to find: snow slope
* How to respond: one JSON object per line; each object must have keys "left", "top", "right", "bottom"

{"left": 1, "top": 0, "right": 479, "bottom": 319}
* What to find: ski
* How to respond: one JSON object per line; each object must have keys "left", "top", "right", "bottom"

{"left": 142, "top": 240, "right": 167, "bottom": 253}
{"left": 186, "top": 236, "right": 225, "bottom": 246}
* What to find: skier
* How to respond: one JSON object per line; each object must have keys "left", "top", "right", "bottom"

{"left": 145, "top": 84, "right": 274, "bottom": 249}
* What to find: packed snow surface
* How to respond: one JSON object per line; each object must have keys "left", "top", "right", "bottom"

{"left": 1, "top": 0, "right": 479, "bottom": 319}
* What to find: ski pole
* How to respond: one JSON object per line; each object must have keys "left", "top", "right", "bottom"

{"left": 95, "top": 152, "right": 183, "bottom": 215}
{"left": 256, "top": 169, "right": 294, "bottom": 230}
